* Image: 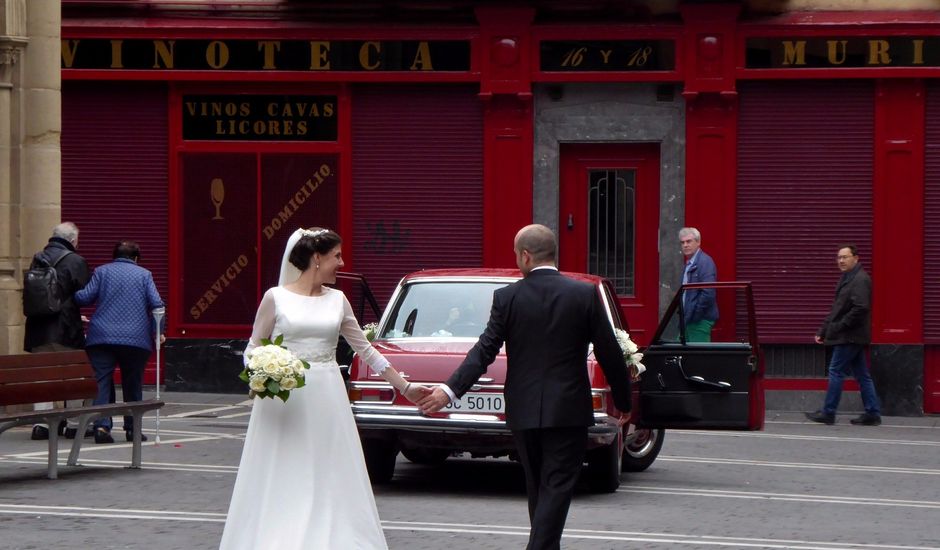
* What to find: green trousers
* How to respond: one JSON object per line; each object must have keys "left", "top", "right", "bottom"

{"left": 686, "top": 320, "right": 715, "bottom": 343}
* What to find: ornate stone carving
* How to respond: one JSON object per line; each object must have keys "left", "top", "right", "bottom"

{"left": 0, "top": 44, "right": 20, "bottom": 65}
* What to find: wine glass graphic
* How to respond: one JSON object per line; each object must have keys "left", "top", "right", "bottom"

{"left": 211, "top": 178, "right": 225, "bottom": 220}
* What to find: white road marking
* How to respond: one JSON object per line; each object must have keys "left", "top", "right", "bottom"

{"left": 3, "top": 434, "right": 238, "bottom": 459}
{"left": 385, "top": 521, "right": 940, "bottom": 549}
{"left": 660, "top": 455, "right": 940, "bottom": 476}
{"left": 0, "top": 506, "right": 934, "bottom": 550}
{"left": 163, "top": 405, "right": 247, "bottom": 418}
{"left": 619, "top": 485, "right": 940, "bottom": 510}
{"left": 671, "top": 430, "right": 940, "bottom": 447}
{"left": 766, "top": 420, "right": 940, "bottom": 430}
{"left": 216, "top": 411, "right": 252, "bottom": 419}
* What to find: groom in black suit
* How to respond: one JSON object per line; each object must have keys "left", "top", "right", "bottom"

{"left": 418, "top": 224, "right": 632, "bottom": 550}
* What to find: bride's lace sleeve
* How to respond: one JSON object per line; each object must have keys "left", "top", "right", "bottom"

{"left": 340, "top": 294, "right": 389, "bottom": 374}
{"left": 243, "top": 288, "right": 276, "bottom": 367}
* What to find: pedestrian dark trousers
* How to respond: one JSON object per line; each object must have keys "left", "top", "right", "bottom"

{"left": 512, "top": 426, "right": 588, "bottom": 550}
{"left": 86, "top": 344, "right": 151, "bottom": 432}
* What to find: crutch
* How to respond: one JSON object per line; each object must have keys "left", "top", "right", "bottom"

{"left": 152, "top": 307, "right": 166, "bottom": 444}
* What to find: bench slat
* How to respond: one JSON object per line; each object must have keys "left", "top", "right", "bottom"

{"left": 0, "top": 379, "right": 98, "bottom": 406}
{"left": 0, "top": 350, "right": 88, "bottom": 369}
{"left": 0, "top": 364, "right": 93, "bottom": 384}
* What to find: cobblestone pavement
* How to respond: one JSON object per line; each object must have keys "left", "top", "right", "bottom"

{"left": 1, "top": 392, "right": 938, "bottom": 549}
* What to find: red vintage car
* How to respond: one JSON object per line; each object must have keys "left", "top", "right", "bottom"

{"left": 344, "top": 269, "right": 764, "bottom": 493}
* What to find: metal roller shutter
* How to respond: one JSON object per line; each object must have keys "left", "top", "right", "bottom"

{"left": 737, "top": 80, "right": 873, "bottom": 342}
{"left": 351, "top": 85, "right": 483, "bottom": 305}
{"left": 925, "top": 82, "right": 940, "bottom": 342}
{"left": 62, "top": 82, "right": 169, "bottom": 303}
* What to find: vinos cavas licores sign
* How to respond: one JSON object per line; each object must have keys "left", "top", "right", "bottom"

{"left": 182, "top": 95, "right": 337, "bottom": 141}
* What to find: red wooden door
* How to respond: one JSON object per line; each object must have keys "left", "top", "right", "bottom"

{"left": 559, "top": 143, "right": 660, "bottom": 345}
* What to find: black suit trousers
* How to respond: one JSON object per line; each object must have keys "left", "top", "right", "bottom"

{"left": 512, "top": 426, "right": 588, "bottom": 550}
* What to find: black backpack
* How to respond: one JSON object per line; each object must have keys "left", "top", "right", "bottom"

{"left": 23, "top": 250, "right": 72, "bottom": 317}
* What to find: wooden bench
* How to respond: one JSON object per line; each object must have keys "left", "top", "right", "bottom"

{"left": 0, "top": 350, "right": 164, "bottom": 479}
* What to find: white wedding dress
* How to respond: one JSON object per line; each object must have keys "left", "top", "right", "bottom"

{"left": 219, "top": 285, "right": 389, "bottom": 550}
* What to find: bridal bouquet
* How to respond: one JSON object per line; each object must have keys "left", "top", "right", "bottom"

{"left": 362, "top": 322, "right": 379, "bottom": 342}
{"left": 239, "top": 335, "right": 310, "bottom": 402}
{"left": 614, "top": 328, "right": 646, "bottom": 381}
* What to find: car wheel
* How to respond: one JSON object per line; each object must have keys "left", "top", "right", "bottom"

{"left": 621, "top": 428, "right": 665, "bottom": 472}
{"left": 586, "top": 436, "right": 621, "bottom": 493}
{"left": 362, "top": 439, "right": 398, "bottom": 484}
{"left": 401, "top": 447, "right": 450, "bottom": 465}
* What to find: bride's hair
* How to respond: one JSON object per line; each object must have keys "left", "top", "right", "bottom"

{"left": 289, "top": 227, "right": 342, "bottom": 271}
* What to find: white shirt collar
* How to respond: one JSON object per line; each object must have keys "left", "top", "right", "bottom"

{"left": 531, "top": 265, "right": 559, "bottom": 272}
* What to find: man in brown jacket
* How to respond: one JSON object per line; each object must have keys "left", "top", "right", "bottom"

{"left": 805, "top": 245, "right": 881, "bottom": 426}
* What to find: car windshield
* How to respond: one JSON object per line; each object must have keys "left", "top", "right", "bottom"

{"left": 381, "top": 281, "right": 510, "bottom": 339}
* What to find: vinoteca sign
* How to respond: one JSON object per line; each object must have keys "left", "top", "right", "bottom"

{"left": 747, "top": 37, "right": 940, "bottom": 68}
{"left": 61, "top": 39, "right": 470, "bottom": 71}
{"left": 183, "top": 95, "right": 337, "bottom": 141}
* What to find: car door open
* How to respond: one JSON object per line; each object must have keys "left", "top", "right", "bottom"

{"left": 637, "top": 282, "right": 765, "bottom": 430}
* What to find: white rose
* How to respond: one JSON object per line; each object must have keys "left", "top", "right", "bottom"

{"left": 280, "top": 377, "right": 298, "bottom": 390}
{"left": 292, "top": 359, "right": 305, "bottom": 375}
{"left": 630, "top": 352, "right": 644, "bottom": 365}
{"left": 262, "top": 361, "right": 279, "bottom": 375}
{"left": 249, "top": 377, "right": 267, "bottom": 392}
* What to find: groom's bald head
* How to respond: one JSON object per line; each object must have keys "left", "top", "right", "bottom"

{"left": 514, "top": 224, "right": 556, "bottom": 273}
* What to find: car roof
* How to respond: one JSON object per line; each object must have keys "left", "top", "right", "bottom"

{"left": 401, "top": 268, "right": 608, "bottom": 285}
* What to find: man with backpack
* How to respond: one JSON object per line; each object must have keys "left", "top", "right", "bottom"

{"left": 23, "top": 222, "right": 89, "bottom": 440}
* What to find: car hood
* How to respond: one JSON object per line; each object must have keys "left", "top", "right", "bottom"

{"left": 363, "top": 339, "right": 508, "bottom": 384}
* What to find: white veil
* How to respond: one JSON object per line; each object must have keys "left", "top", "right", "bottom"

{"left": 278, "top": 229, "right": 305, "bottom": 286}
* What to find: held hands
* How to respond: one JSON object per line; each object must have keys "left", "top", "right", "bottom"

{"left": 417, "top": 386, "right": 451, "bottom": 415}
{"left": 814, "top": 335, "right": 824, "bottom": 345}
{"left": 401, "top": 383, "right": 433, "bottom": 404}
{"left": 617, "top": 410, "right": 632, "bottom": 428}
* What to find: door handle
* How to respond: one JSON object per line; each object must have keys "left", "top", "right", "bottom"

{"left": 688, "top": 375, "right": 732, "bottom": 390}
{"left": 667, "top": 356, "right": 731, "bottom": 391}
{"left": 567, "top": 214, "right": 574, "bottom": 230}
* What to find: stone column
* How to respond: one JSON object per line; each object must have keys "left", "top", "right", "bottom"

{"left": 0, "top": 0, "right": 61, "bottom": 354}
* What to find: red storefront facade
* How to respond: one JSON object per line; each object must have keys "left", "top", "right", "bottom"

{"left": 61, "top": 2, "right": 940, "bottom": 414}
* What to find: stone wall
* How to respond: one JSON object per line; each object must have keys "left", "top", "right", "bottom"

{"left": 0, "top": 0, "right": 61, "bottom": 355}
{"left": 533, "top": 83, "right": 686, "bottom": 317}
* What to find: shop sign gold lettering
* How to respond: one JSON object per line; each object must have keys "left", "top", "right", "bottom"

{"left": 189, "top": 162, "right": 335, "bottom": 321}
{"left": 183, "top": 95, "right": 337, "bottom": 142}
{"left": 189, "top": 253, "right": 249, "bottom": 320}
{"left": 61, "top": 39, "right": 470, "bottom": 72}
{"left": 261, "top": 164, "right": 332, "bottom": 240}
{"left": 747, "top": 37, "right": 940, "bottom": 68}
{"left": 541, "top": 40, "right": 675, "bottom": 72}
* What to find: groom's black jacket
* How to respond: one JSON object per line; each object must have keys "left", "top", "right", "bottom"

{"left": 445, "top": 269, "right": 632, "bottom": 431}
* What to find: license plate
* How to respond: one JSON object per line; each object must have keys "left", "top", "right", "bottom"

{"left": 444, "top": 392, "right": 505, "bottom": 414}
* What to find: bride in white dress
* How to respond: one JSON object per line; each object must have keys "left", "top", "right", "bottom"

{"left": 220, "top": 227, "right": 429, "bottom": 550}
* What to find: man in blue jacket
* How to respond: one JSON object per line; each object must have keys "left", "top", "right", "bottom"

{"left": 679, "top": 227, "right": 718, "bottom": 342}
{"left": 74, "top": 240, "right": 164, "bottom": 444}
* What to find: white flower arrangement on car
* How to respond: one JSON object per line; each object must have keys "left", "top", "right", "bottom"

{"left": 614, "top": 328, "right": 646, "bottom": 381}
{"left": 239, "top": 335, "right": 310, "bottom": 402}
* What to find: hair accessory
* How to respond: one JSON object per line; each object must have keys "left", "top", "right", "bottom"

{"left": 300, "top": 228, "right": 329, "bottom": 239}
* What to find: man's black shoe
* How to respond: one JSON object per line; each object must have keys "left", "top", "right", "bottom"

{"left": 125, "top": 431, "right": 148, "bottom": 442}
{"left": 30, "top": 425, "right": 49, "bottom": 440}
{"left": 805, "top": 411, "right": 836, "bottom": 425}
{"left": 850, "top": 413, "right": 882, "bottom": 426}
{"left": 94, "top": 428, "right": 114, "bottom": 444}
{"left": 65, "top": 426, "right": 96, "bottom": 439}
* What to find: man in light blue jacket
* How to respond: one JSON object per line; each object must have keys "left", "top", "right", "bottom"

{"left": 679, "top": 227, "right": 718, "bottom": 343}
